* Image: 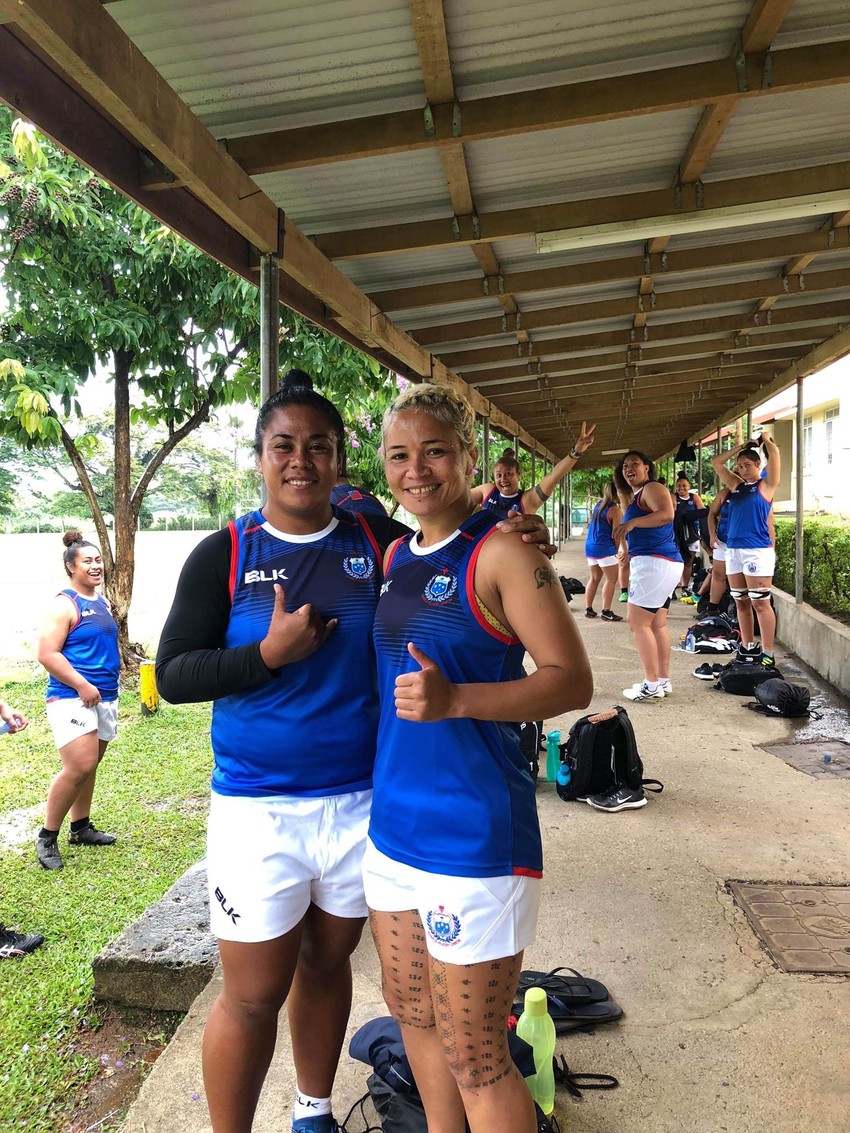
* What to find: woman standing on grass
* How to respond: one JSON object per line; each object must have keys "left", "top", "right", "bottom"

{"left": 583, "top": 480, "right": 624, "bottom": 621}
{"left": 0, "top": 700, "right": 44, "bottom": 959}
{"left": 364, "top": 383, "right": 592, "bottom": 1133}
{"left": 35, "top": 531, "right": 120, "bottom": 872}
{"left": 710, "top": 435, "right": 781, "bottom": 667}
{"left": 154, "top": 370, "right": 552, "bottom": 1133}
{"left": 472, "top": 422, "right": 596, "bottom": 519}
{"left": 613, "top": 452, "right": 682, "bottom": 703}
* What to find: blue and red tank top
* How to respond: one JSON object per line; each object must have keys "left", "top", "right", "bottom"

{"left": 370, "top": 509, "right": 542, "bottom": 879}
{"left": 210, "top": 507, "right": 383, "bottom": 798}
{"left": 45, "top": 590, "right": 120, "bottom": 702}
{"left": 329, "top": 483, "right": 388, "bottom": 517}
{"left": 482, "top": 486, "right": 525, "bottom": 519}
{"left": 716, "top": 491, "right": 731, "bottom": 544}
{"left": 585, "top": 502, "right": 617, "bottom": 558}
{"left": 624, "top": 488, "right": 682, "bottom": 562}
{"left": 726, "top": 481, "right": 773, "bottom": 549}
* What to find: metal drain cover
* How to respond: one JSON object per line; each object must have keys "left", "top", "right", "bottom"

{"left": 760, "top": 740, "right": 850, "bottom": 779}
{"left": 729, "top": 882, "right": 850, "bottom": 973}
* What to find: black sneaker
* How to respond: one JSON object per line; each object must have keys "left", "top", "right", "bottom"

{"left": 693, "top": 662, "right": 723, "bottom": 680}
{"left": 68, "top": 824, "right": 117, "bottom": 846}
{"left": 759, "top": 653, "right": 777, "bottom": 669}
{"left": 600, "top": 609, "right": 623, "bottom": 621}
{"left": 0, "top": 926, "right": 44, "bottom": 958}
{"left": 736, "top": 642, "right": 761, "bottom": 664}
{"left": 586, "top": 783, "right": 647, "bottom": 811}
{"left": 35, "top": 836, "right": 63, "bottom": 870}
{"left": 584, "top": 608, "right": 597, "bottom": 618}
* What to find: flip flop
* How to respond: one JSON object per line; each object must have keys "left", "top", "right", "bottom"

{"left": 516, "top": 966, "right": 609, "bottom": 1006}
{"left": 552, "top": 1054, "right": 619, "bottom": 1098}
{"left": 512, "top": 996, "right": 624, "bottom": 1034}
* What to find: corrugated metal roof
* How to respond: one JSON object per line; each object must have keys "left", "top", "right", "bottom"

{"left": 492, "top": 237, "right": 648, "bottom": 273}
{"left": 652, "top": 260, "right": 790, "bottom": 292}
{"left": 706, "top": 86, "right": 850, "bottom": 181}
{"left": 445, "top": 0, "right": 750, "bottom": 98}
{"left": 466, "top": 108, "right": 703, "bottom": 212}
{"left": 254, "top": 149, "right": 451, "bottom": 234}
{"left": 344, "top": 247, "right": 483, "bottom": 294}
{"left": 392, "top": 298, "right": 504, "bottom": 331}
{"left": 667, "top": 215, "right": 826, "bottom": 250}
{"left": 774, "top": 0, "right": 850, "bottom": 49}
{"left": 109, "top": 0, "right": 423, "bottom": 136}
{"left": 520, "top": 281, "right": 636, "bottom": 309}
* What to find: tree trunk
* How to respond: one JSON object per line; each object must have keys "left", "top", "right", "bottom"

{"left": 110, "top": 348, "right": 139, "bottom": 671}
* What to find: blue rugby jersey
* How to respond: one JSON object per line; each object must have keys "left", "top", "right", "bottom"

{"left": 329, "top": 483, "right": 388, "bottom": 517}
{"left": 726, "top": 481, "right": 773, "bottom": 549}
{"left": 482, "top": 486, "right": 525, "bottom": 519}
{"left": 624, "top": 488, "right": 682, "bottom": 562}
{"left": 585, "top": 502, "right": 617, "bottom": 558}
{"left": 210, "top": 508, "right": 383, "bottom": 798}
{"left": 370, "top": 509, "right": 543, "bottom": 878}
{"left": 45, "top": 590, "right": 120, "bottom": 702}
{"left": 716, "top": 492, "right": 731, "bottom": 544}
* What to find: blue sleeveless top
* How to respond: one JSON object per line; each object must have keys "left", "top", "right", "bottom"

{"left": 210, "top": 508, "right": 383, "bottom": 798}
{"left": 482, "top": 486, "right": 525, "bottom": 519}
{"left": 716, "top": 493, "right": 730, "bottom": 544}
{"left": 624, "top": 488, "right": 682, "bottom": 562}
{"left": 45, "top": 590, "right": 120, "bottom": 702}
{"left": 726, "top": 481, "right": 773, "bottom": 549}
{"left": 585, "top": 502, "right": 617, "bottom": 558}
{"left": 371, "top": 510, "right": 542, "bottom": 878}
{"left": 329, "top": 483, "right": 388, "bottom": 517}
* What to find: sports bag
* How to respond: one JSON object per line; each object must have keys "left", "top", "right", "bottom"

{"left": 716, "top": 661, "right": 784, "bottom": 696}
{"left": 687, "top": 614, "right": 738, "bottom": 640}
{"left": 560, "top": 575, "right": 586, "bottom": 595}
{"left": 556, "top": 706, "right": 663, "bottom": 801}
{"left": 752, "top": 679, "right": 811, "bottom": 717}
{"left": 518, "top": 720, "right": 543, "bottom": 778}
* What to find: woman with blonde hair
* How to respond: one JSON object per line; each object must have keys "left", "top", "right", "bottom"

{"left": 364, "top": 382, "right": 593, "bottom": 1133}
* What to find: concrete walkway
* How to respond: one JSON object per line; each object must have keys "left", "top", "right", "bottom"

{"left": 124, "top": 541, "right": 850, "bottom": 1133}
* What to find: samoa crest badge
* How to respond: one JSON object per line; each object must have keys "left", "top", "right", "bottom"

{"left": 343, "top": 555, "right": 374, "bottom": 581}
{"left": 423, "top": 572, "right": 457, "bottom": 604}
{"left": 425, "top": 905, "right": 462, "bottom": 947}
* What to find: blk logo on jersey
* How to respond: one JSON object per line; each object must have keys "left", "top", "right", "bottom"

{"left": 426, "top": 905, "right": 461, "bottom": 946}
{"left": 81, "top": 609, "right": 96, "bottom": 618}
{"left": 343, "top": 555, "right": 374, "bottom": 581}
{"left": 244, "top": 568, "right": 288, "bottom": 584}
{"left": 423, "top": 573, "right": 457, "bottom": 604}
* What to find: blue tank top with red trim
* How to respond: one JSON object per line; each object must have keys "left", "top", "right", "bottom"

{"left": 585, "top": 502, "right": 617, "bottom": 558}
{"left": 45, "top": 590, "right": 120, "bottom": 702}
{"left": 210, "top": 507, "right": 383, "bottom": 798}
{"left": 624, "top": 488, "right": 682, "bottom": 561}
{"left": 329, "top": 483, "right": 388, "bottom": 517}
{"left": 726, "top": 481, "right": 773, "bottom": 549}
{"left": 482, "top": 486, "right": 525, "bottom": 519}
{"left": 716, "top": 493, "right": 730, "bottom": 544}
{"left": 370, "top": 509, "right": 542, "bottom": 878}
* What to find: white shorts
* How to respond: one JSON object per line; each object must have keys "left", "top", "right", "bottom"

{"left": 726, "top": 546, "right": 776, "bottom": 580}
{"left": 712, "top": 540, "right": 728, "bottom": 563}
{"left": 586, "top": 554, "right": 618, "bottom": 568}
{"left": 362, "top": 839, "right": 541, "bottom": 965}
{"left": 206, "top": 789, "right": 371, "bottom": 942}
{"left": 628, "top": 556, "right": 682, "bottom": 611}
{"left": 46, "top": 697, "right": 118, "bottom": 751}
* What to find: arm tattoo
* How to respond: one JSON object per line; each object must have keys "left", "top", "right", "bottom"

{"left": 534, "top": 565, "right": 556, "bottom": 589}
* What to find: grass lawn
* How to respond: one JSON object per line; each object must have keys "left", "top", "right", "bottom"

{"left": 0, "top": 677, "right": 212, "bottom": 1131}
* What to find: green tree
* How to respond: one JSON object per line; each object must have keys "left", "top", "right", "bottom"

{"left": 0, "top": 109, "right": 392, "bottom": 663}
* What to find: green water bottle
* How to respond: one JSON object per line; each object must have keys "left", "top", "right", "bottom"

{"left": 545, "top": 729, "right": 561, "bottom": 782}
{"left": 516, "top": 987, "right": 556, "bottom": 1114}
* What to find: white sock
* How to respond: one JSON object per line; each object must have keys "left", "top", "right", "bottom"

{"left": 293, "top": 1089, "right": 332, "bottom": 1121}
{"left": 645, "top": 680, "right": 660, "bottom": 692}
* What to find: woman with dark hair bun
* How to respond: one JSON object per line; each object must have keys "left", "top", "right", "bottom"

{"left": 472, "top": 422, "right": 596, "bottom": 519}
{"left": 613, "top": 451, "right": 682, "bottom": 708}
{"left": 35, "top": 530, "right": 120, "bottom": 871}
{"left": 155, "top": 368, "right": 553, "bottom": 1133}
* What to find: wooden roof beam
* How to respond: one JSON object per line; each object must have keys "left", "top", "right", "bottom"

{"left": 224, "top": 40, "right": 850, "bottom": 174}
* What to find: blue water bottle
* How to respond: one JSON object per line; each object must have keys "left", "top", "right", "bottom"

{"left": 545, "top": 729, "right": 561, "bottom": 782}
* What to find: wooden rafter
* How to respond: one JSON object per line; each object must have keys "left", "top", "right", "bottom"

{"left": 223, "top": 40, "right": 850, "bottom": 174}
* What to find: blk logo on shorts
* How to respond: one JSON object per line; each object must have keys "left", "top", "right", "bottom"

{"left": 425, "top": 904, "right": 461, "bottom": 946}
{"left": 214, "top": 886, "right": 241, "bottom": 925}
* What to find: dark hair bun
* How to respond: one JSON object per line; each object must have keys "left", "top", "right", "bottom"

{"left": 63, "top": 529, "right": 85, "bottom": 547}
{"left": 740, "top": 447, "right": 760, "bottom": 462}
{"left": 281, "top": 368, "right": 314, "bottom": 391}
{"left": 500, "top": 447, "right": 516, "bottom": 459}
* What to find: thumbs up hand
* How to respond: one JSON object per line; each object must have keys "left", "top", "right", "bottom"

{"left": 394, "top": 642, "right": 457, "bottom": 722}
{"left": 260, "top": 584, "right": 338, "bottom": 669}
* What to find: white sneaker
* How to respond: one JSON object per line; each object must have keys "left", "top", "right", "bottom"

{"left": 623, "top": 681, "right": 665, "bottom": 701}
{"left": 659, "top": 679, "right": 672, "bottom": 696}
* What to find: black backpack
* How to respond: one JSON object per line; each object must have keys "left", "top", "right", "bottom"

{"left": 716, "top": 662, "right": 784, "bottom": 696}
{"left": 559, "top": 575, "right": 585, "bottom": 595}
{"left": 751, "top": 679, "right": 811, "bottom": 717}
{"left": 556, "top": 706, "right": 663, "bottom": 802}
{"left": 518, "top": 720, "right": 544, "bottom": 779}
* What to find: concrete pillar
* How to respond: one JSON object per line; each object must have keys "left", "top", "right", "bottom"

{"left": 259, "top": 254, "right": 279, "bottom": 405}
{"left": 482, "top": 417, "right": 490, "bottom": 483}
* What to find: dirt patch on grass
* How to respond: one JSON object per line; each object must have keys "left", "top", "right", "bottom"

{"left": 63, "top": 1005, "right": 183, "bottom": 1133}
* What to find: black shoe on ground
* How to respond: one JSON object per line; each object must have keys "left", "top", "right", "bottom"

{"left": 601, "top": 609, "right": 623, "bottom": 621}
{"left": 35, "top": 836, "right": 63, "bottom": 870}
{"left": 759, "top": 653, "right": 777, "bottom": 669}
{"left": 584, "top": 608, "right": 597, "bottom": 618}
{"left": 736, "top": 642, "right": 761, "bottom": 663}
{"left": 0, "top": 926, "right": 44, "bottom": 958}
{"left": 68, "top": 824, "right": 117, "bottom": 846}
{"left": 693, "top": 662, "right": 723, "bottom": 680}
{"left": 586, "top": 783, "right": 647, "bottom": 811}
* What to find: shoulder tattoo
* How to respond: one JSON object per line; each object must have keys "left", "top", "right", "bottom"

{"left": 534, "top": 564, "right": 556, "bottom": 590}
